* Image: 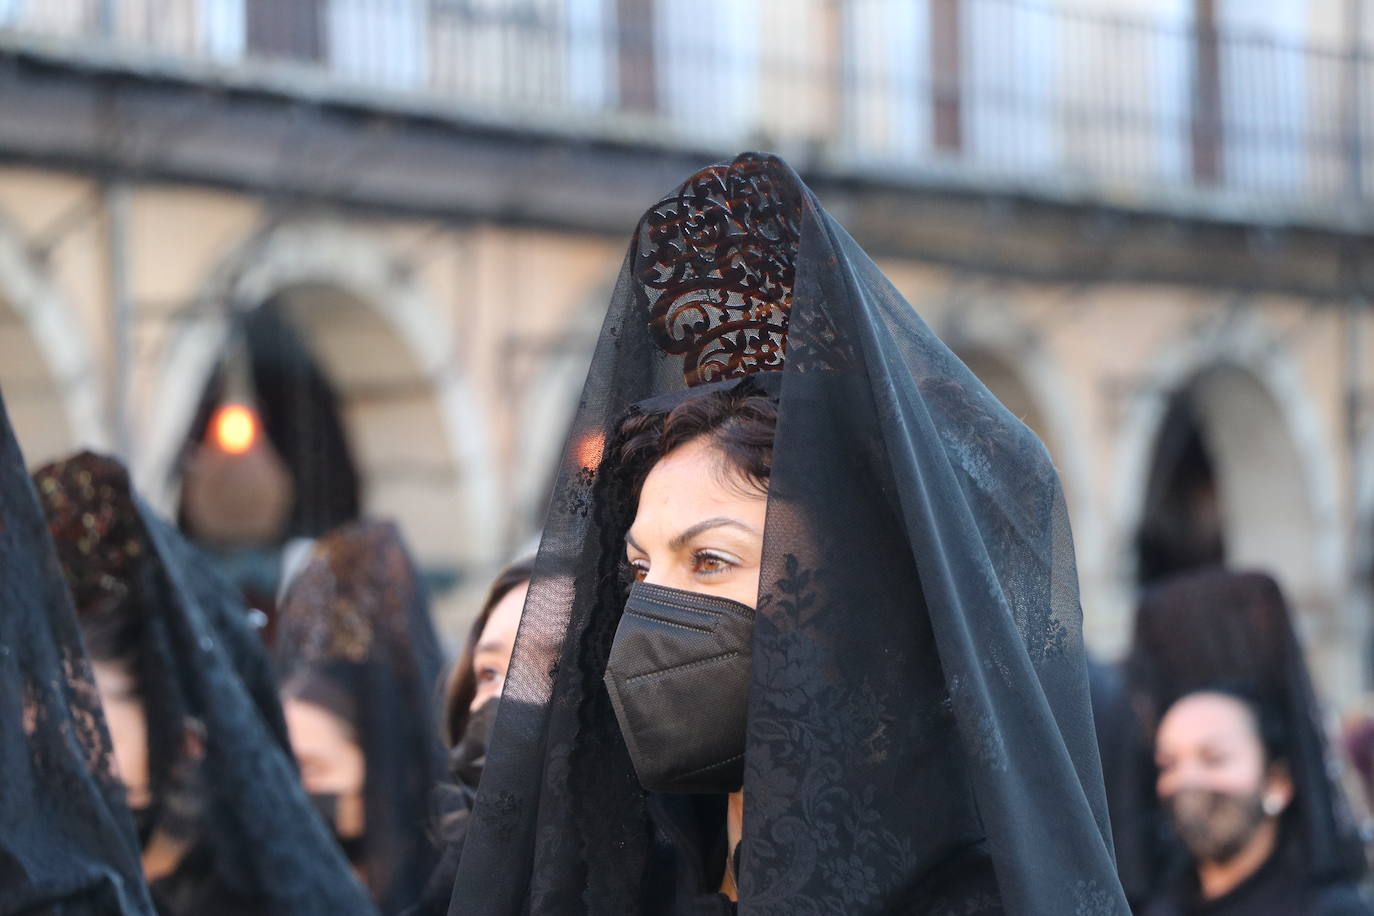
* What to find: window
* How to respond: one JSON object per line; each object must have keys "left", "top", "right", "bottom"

{"left": 200, "top": 0, "right": 246, "bottom": 60}
{"left": 328, "top": 0, "right": 428, "bottom": 88}
{"left": 1214, "top": 0, "right": 1307, "bottom": 192}
{"left": 656, "top": 0, "right": 759, "bottom": 142}
{"left": 843, "top": 0, "right": 931, "bottom": 162}
{"left": 962, "top": 0, "right": 1056, "bottom": 173}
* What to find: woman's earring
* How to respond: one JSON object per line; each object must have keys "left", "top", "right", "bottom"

{"left": 1262, "top": 794, "right": 1285, "bottom": 817}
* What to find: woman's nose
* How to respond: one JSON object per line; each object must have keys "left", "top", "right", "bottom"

{"left": 1161, "top": 763, "right": 1207, "bottom": 794}
{"left": 642, "top": 569, "right": 691, "bottom": 591}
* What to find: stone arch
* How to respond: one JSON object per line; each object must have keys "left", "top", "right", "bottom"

{"left": 0, "top": 215, "right": 106, "bottom": 465}
{"left": 1111, "top": 312, "right": 1349, "bottom": 694}
{"left": 141, "top": 220, "right": 501, "bottom": 618}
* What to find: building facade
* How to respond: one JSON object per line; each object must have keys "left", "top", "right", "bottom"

{"left": 1, "top": 0, "right": 1372, "bottom": 703}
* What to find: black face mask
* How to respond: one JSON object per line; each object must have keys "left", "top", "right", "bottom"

{"left": 451, "top": 697, "right": 499, "bottom": 788}
{"left": 309, "top": 792, "right": 367, "bottom": 865}
{"left": 129, "top": 804, "right": 157, "bottom": 849}
{"left": 1166, "top": 787, "right": 1268, "bottom": 865}
{"left": 603, "top": 580, "right": 754, "bottom": 794}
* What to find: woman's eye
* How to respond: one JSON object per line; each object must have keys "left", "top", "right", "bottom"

{"left": 693, "top": 552, "right": 732, "bottom": 575}
{"left": 476, "top": 666, "right": 502, "bottom": 684}
{"left": 625, "top": 559, "right": 649, "bottom": 581}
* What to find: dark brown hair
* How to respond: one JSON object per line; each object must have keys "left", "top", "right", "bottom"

{"left": 443, "top": 555, "right": 537, "bottom": 747}
{"left": 615, "top": 381, "right": 780, "bottom": 501}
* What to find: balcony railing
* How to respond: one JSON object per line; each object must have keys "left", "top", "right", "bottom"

{"left": 1, "top": 0, "right": 1370, "bottom": 221}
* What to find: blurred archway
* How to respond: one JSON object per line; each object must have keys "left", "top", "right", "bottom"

{"left": 140, "top": 220, "right": 500, "bottom": 640}
{"left": 179, "top": 295, "right": 360, "bottom": 549}
{"left": 0, "top": 297, "right": 78, "bottom": 467}
{"left": 1136, "top": 366, "right": 1321, "bottom": 608}
{"left": 0, "top": 218, "right": 106, "bottom": 467}
{"left": 1135, "top": 387, "right": 1224, "bottom": 586}
{"left": 175, "top": 283, "right": 474, "bottom": 631}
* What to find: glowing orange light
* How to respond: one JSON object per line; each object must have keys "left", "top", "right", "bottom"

{"left": 573, "top": 430, "right": 604, "bottom": 470}
{"left": 211, "top": 404, "right": 258, "bottom": 455}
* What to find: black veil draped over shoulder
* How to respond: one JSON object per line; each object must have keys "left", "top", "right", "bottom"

{"left": 31, "top": 451, "right": 376, "bottom": 916}
{"left": 0, "top": 397, "right": 153, "bottom": 915}
{"left": 448, "top": 154, "right": 1127, "bottom": 914}
{"left": 275, "top": 520, "right": 446, "bottom": 916}
{"left": 1119, "top": 568, "right": 1367, "bottom": 901}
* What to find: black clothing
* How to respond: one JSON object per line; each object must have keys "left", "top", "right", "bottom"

{"left": 404, "top": 753, "right": 478, "bottom": 916}
{"left": 645, "top": 795, "right": 734, "bottom": 915}
{"left": 147, "top": 844, "right": 258, "bottom": 916}
{"left": 33, "top": 451, "right": 375, "bottom": 916}
{"left": 1143, "top": 845, "right": 1372, "bottom": 916}
{"left": 447, "top": 153, "right": 1127, "bottom": 914}
{"left": 404, "top": 698, "right": 500, "bottom": 916}
{"left": 0, "top": 397, "right": 154, "bottom": 913}
{"left": 276, "top": 520, "right": 446, "bottom": 916}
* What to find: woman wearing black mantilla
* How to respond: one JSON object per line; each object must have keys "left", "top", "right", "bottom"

{"left": 32, "top": 451, "right": 376, "bottom": 916}
{"left": 1126, "top": 569, "right": 1370, "bottom": 915}
{"left": 446, "top": 153, "right": 1129, "bottom": 914}
{"left": 274, "top": 519, "right": 446, "bottom": 916}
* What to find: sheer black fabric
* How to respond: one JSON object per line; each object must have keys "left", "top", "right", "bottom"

{"left": 0, "top": 396, "right": 154, "bottom": 915}
{"left": 1120, "top": 568, "right": 1367, "bottom": 902}
{"left": 32, "top": 451, "right": 375, "bottom": 916}
{"left": 275, "top": 520, "right": 446, "bottom": 915}
{"left": 448, "top": 153, "right": 1127, "bottom": 914}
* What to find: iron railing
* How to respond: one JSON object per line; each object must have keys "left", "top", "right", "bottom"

{"left": 1, "top": 0, "right": 1370, "bottom": 217}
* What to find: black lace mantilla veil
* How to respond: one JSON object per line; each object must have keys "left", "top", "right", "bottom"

{"left": 0, "top": 395, "right": 153, "bottom": 914}
{"left": 448, "top": 153, "right": 1127, "bottom": 914}
{"left": 30, "top": 451, "right": 377, "bottom": 916}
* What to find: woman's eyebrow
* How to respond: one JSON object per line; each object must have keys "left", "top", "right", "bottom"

{"left": 626, "top": 518, "right": 759, "bottom": 553}
{"left": 669, "top": 517, "right": 758, "bottom": 552}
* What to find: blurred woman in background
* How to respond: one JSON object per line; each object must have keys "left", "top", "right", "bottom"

{"left": 33, "top": 451, "right": 373, "bottom": 916}
{"left": 443, "top": 553, "right": 535, "bottom": 756}
{"left": 275, "top": 519, "right": 445, "bottom": 915}
{"left": 1116, "top": 568, "right": 1368, "bottom": 913}
{"left": 408, "top": 553, "right": 535, "bottom": 916}
{"left": 1146, "top": 686, "right": 1370, "bottom": 914}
